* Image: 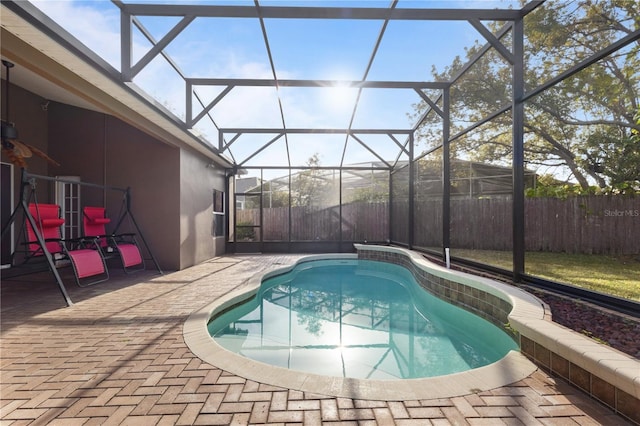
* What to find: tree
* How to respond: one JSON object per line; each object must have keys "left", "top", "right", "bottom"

{"left": 349, "top": 183, "right": 389, "bottom": 203}
{"left": 581, "top": 122, "right": 640, "bottom": 191}
{"left": 345, "top": 169, "right": 390, "bottom": 203}
{"left": 242, "top": 154, "right": 339, "bottom": 210}
{"left": 261, "top": 180, "right": 289, "bottom": 208}
{"left": 412, "top": 0, "right": 639, "bottom": 192}
{"left": 290, "top": 153, "right": 337, "bottom": 207}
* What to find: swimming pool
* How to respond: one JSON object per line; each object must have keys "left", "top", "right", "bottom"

{"left": 208, "top": 259, "right": 518, "bottom": 380}
{"left": 184, "top": 250, "right": 539, "bottom": 400}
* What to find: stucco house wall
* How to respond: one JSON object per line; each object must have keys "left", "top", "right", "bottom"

{"left": 179, "top": 150, "right": 227, "bottom": 269}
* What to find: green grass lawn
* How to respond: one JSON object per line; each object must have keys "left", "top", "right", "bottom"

{"left": 453, "top": 250, "right": 640, "bottom": 301}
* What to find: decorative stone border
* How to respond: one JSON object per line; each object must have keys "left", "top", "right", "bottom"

{"left": 184, "top": 252, "right": 538, "bottom": 401}
{"left": 356, "top": 246, "right": 515, "bottom": 334}
{"left": 355, "top": 244, "right": 640, "bottom": 424}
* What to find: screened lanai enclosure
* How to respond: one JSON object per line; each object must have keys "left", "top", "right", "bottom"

{"left": 2, "top": 0, "right": 639, "bottom": 306}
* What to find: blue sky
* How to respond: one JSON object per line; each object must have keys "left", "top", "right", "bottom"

{"left": 31, "top": 0, "right": 521, "bottom": 170}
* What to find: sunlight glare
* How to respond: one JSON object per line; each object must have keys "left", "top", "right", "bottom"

{"left": 323, "top": 84, "right": 358, "bottom": 111}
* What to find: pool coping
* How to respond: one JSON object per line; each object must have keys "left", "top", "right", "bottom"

{"left": 183, "top": 251, "right": 539, "bottom": 401}
{"left": 354, "top": 245, "right": 640, "bottom": 422}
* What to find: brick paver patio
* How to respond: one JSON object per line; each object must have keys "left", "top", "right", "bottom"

{"left": 1, "top": 255, "right": 632, "bottom": 425}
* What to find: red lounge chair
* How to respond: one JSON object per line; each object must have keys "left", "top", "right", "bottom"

{"left": 26, "top": 203, "right": 65, "bottom": 256}
{"left": 83, "top": 206, "right": 144, "bottom": 273}
{"left": 27, "top": 203, "right": 108, "bottom": 287}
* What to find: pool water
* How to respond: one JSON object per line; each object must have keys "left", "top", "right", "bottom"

{"left": 208, "top": 259, "right": 518, "bottom": 380}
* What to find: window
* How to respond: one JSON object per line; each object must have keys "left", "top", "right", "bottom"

{"left": 213, "top": 189, "right": 224, "bottom": 237}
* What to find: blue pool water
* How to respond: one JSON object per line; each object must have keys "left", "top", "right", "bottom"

{"left": 208, "top": 259, "right": 518, "bottom": 380}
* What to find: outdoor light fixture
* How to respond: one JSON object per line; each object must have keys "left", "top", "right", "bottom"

{"left": 1, "top": 122, "right": 18, "bottom": 140}
{"left": 1, "top": 60, "right": 19, "bottom": 142}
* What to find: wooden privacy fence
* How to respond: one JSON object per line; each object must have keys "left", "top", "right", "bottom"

{"left": 236, "top": 202, "right": 389, "bottom": 242}
{"left": 236, "top": 196, "right": 639, "bottom": 254}
{"left": 415, "top": 196, "right": 639, "bottom": 254}
{"left": 524, "top": 196, "right": 639, "bottom": 254}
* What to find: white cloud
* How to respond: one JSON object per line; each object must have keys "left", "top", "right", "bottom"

{"left": 31, "top": 0, "right": 122, "bottom": 68}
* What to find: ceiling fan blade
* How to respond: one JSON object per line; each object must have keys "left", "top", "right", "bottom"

{"left": 1, "top": 146, "right": 27, "bottom": 168}
{"left": 23, "top": 142, "right": 60, "bottom": 167}
{"left": 11, "top": 140, "right": 33, "bottom": 158}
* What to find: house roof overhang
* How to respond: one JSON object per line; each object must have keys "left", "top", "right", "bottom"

{"left": 0, "top": 1, "right": 233, "bottom": 168}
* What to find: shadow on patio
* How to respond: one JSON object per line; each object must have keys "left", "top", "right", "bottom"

{"left": 1, "top": 254, "right": 634, "bottom": 425}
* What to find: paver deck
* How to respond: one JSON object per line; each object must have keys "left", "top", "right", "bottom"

{"left": 1, "top": 254, "right": 633, "bottom": 425}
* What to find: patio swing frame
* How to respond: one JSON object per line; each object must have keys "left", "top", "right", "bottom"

{"left": 1, "top": 169, "right": 163, "bottom": 307}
